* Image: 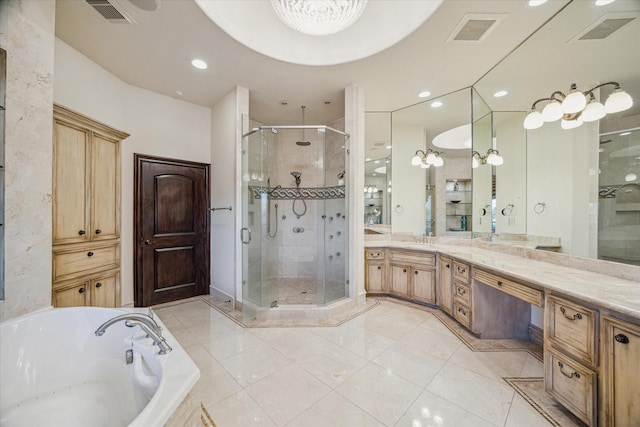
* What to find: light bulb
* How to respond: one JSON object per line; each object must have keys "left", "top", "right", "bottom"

{"left": 582, "top": 100, "right": 606, "bottom": 122}
{"left": 523, "top": 110, "right": 544, "bottom": 129}
{"left": 433, "top": 156, "right": 444, "bottom": 167}
{"left": 368, "top": 186, "right": 373, "bottom": 193}
{"left": 472, "top": 157, "right": 479, "bottom": 168}
{"left": 492, "top": 154, "right": 504, "bottom": 166}
{"left": 542, "top": 100, "right": 563, "bottom": 122}
{"left": 363, "top": 187, "right": 368, "bottom": 193}
{"left": 605, "top": 89, "right": 633, "bottom": 114}
{"left": 425, "top": 152, "right": 437, "bottom": 164}
{"left": 561, "top": 115, "right": 584, "bottom": 130}
{"left": 486, "top": 152, "right": 498, "bottom": 165}
{"left": 411, "top": 155, "right": 422, "bottom": 166}
{"left": 625, "top": 173, "right": 637, "bottom": 182}
{"left": 562, "top": 88, "right": 587, "bottom": 114}
{"left": 420, "top": 162, "right": 430, "bottom": 169}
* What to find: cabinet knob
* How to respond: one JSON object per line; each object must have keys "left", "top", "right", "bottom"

{"left": 458, "top": 288, "right": 466, "bottom": 295}
{"left": 377, "top": 266, "right": 381, "bottom": 270}
{"left": 414, "top": 270, "right": 419, "bottom": 275}
{"left": 446, "top": 264, "right": 450, "bottom": 268}
{"left": 87, "top": 251, "right": 94, "bottom": 257}
{"left": 497, "top": 280, "right": 503, "bottom": 286}
{"left": 95, "top": 229, "right": 102, "bottom": 235}
{"left": 78, "top": 287, "right": 85, "bottom": 294}
{"left": 95, "top": 282, "right": 102, "bottom": 288}
{"left": 403, "top": 268, "right": 407, "bottom": 273}
{"left": 615, "top": 334, "right": 630, "bottom": 344}
{"left": 78, "top": 230, "right": 86, "bottom": 236}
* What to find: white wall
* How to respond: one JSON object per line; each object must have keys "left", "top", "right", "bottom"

{"left": 210, "top": 86, "right": 248, "bottom": 303}
{"left": 526, "top": 121, "right": 598, "bottom": 257}
{"left": 54, "top": 39, "right": 212, "bottom": 306}
{"left": 391, "top": 125, "right": 426, "bottom": 234}
{"left": 0, "top": 0, "right": 55, "bottom": 321}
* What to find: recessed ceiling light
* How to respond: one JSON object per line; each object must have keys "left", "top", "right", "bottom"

{"left": 191, "top": 59, "right": 208, "bottom": 69}
{"left": 418, "top": 91, "right": 431, "bottom": 98}
{"left": 620, "top": 131, "right": 631, "bottom": 136}
{"left": 431, "top": 101, "right": 443, "bottom": 108}
{"left": 528, "top": 0, "right": 548, "bottom": 6}
{"left": 175, "top": 90, "right": 183, "bottom": 96}
{"left": 595, "top": 0, "right": 615, "bottom": 6}
{"left": 365, "top": 158, "right": 371, "bottom": 161}
{"left": 494, "top": 90, "right": 508, "bottom": 98}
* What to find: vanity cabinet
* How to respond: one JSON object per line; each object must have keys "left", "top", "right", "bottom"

{"left": 388, "top": 250, "right": 436, "bottom": 304}
{"left": 438, "top": 256, "right": 453, "bottom": 314}
{"left": 365, "top": 249, "right": 386, "bottom": 293}
{"left": 601, "top": 315, "right": 640, "bottom": 426}
{"left": 52, "top": 105, "right": 128, "bottom": 308}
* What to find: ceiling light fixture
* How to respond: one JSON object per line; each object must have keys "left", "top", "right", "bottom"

{"left": 271, "top": 0, "right": 368, "bottom": 36}
{"left": 191, "top": 59, "right": 208, "bottom": 69}
{"left": 595, "top": 0, "right": 616, "bottom": 6}
{"left": 528, "top": 0, "right": 548, "bottom": 6}
{"left": 472, "top": 149, "right": 504, "bottom": 168}
{"left": 494, "top": 90, "right": 508, "bottom": 98}
{"left": 411, "top": 148, "right": 444, "bottom": 168}
{"left": 418, "top": 90, "right": 431, "bottom": 98}
{"left": 431, "top": 101, "right": 443, "bottom": 108}
{"left": 523, "top": 82, "right": 633, "bottom": 130}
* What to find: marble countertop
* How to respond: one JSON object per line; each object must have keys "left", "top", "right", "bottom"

{"left": 366, "top": 240, "right": 640, "bottom": 320}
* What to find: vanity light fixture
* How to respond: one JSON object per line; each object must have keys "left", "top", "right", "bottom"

{"left": 472, "top": 149, "right": 504, "bottom": 168}
{"left": 411, "top": 148, "right": 444, "bottom": 168}
{"left": 364, "top": 184, "right": 377, "bottom": 193}
{"left": 271, "top": 0, "right": 368, "bottom": 36}
{"left": 523, "top": 82, "right": 633, "bottom": 130}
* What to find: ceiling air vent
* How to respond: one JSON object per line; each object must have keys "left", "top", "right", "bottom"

{"left": 570, "top": 13, "right": 637, "bottom": 42}
{"left": 447, "top": 14, "right": 506, "bottom": 43}
{"left": 86, "top": 0, "right": 135, "bottom": 24}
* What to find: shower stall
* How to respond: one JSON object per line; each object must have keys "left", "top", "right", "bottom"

{"left": 241, "top": 121, "right": 349, "bottom": 319}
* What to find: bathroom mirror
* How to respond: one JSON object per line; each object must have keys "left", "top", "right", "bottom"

{"left": 0, "top": 47, "right": 5, "bottom": 299}
{"left": 391, "top": 88, "right": 472, "bottom": 236}
{"left": 473, "top": 0, "right": 640, "bottom": 261}
{"left": 364, "top": 112, "right": 392, "bottom": 232}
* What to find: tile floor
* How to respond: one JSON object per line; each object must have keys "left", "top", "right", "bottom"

{"left": 157, "top": 297, "right": 555, "bottom": 427}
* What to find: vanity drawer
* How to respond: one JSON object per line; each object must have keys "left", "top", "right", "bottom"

{"left": 53, "top": 242, "right": 119, "bottom": 282}
{"left": 546, "top": 295, "right": 598, "bottom": 366}
{"left": 453, "top": 282, "right": 471, "bottom": 307}
{"left": 453, "top": 302, "right": 472, "bottom": 329}
{"left": 545, "top": 348, "right": 597, "bottom": 426}
{"left": 389, "top": 250, "right": 435, "bottom": 266}
{"left": 453, "top": 261, "right": 470, "bottom": 284}
{"left": 472, "top": 269, "right": 543, "bottom": 307}
{"left": 365, "top": 249, "right": 385, "bottom": 260}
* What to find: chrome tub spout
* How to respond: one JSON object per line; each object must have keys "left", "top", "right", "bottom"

{"left": 95, "top": 313, "right": 172, "bottom": 354}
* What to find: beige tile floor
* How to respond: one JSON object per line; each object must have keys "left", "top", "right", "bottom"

{"left": 158, "top": 298, "right": 555, "bottom": 427}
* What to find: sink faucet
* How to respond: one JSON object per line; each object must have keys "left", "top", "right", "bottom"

{"left": 95, "top": 313, "right": 172, "bottom": 354}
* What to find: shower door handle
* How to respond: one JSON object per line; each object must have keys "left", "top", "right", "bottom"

{"left": 240, "top": 227, "right": 252, "bottom": 244}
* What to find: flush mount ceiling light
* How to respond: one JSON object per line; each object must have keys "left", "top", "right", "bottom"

{"left": 523, "top": 82, "right": 633, "bottom": 130}
{"left": 430, "top": 101, "right": 443, "bottom": 108}
{"left": 528, "top": 0, "right": 548, "bottom": 6}
{"left": 411, "top": 148, "right": 444, "bottom": 168}
{"left": 191, "top": 59, "right": 208, "bottom": 69}
{"left": 418, "top": 90, "right": 431, "bottom": 98}
{"left": 493, "top": 90, "right": 508, "bottom": 98}
{"left": 271, "top": 0, "right": 368, "bottom": 36}
{"left": 195, "top": 0, "right": 442, "bottom": 65}
{"left": 432, "top": 124, "right": 472, "bottom": 150}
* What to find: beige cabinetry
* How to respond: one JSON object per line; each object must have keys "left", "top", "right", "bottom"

{"left": 388, "top": 250, "right": 436, "bottom": 304}
{"left": 544, "top": 294, "right": 598, "bottom": 426}
{"left": 52, "top": 105, "right": 128, "bottom": 308}
{"left": 438, "top": 256, "right": 453, "bottom": 314}
{"left": 601, "top": 315, "right": 640, "bottom": 427}
{"left": 365, "top": 249, "right": 386, "bottom": 293}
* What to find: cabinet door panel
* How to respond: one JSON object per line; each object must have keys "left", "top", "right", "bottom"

{"left": 91, "top": 134, "right": 120, "bottom": 240}
{"left": 389, "top": 264, "right": 410, "bottom": 297}
{"left": 365, "top": 262, "right": 385, "bottom": 293}
{"left": 53, "top": 281, "right": 89, "bottom": 307}
{"left": 53, "top": 120, "right": 89, "bottom": 245}
{"left": 439, "top": 257, "right": 453, "bottom": 314}
{"left": 91, "top": 272, "right": 119, "bottom": 308}
{"left": 412, "top": 267, "right": 436, "bottom": 304}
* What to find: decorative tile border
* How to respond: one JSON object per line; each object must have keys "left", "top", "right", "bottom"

{"left": 251, "top": 185, "right": 345, "bottom": 200}
{"left": 599, "top": 185, "right": 619, "bottom": 198}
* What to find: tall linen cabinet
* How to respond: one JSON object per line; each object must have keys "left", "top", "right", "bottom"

{"left": 51, "top": 105, "right": 128, "bottom": 307}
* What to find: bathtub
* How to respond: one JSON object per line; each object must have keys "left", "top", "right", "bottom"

{"left": 0, "top": 307, "right": 200, "bottom": 427}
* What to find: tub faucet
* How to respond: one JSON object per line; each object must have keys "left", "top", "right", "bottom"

{"left": 95, "top": 313, "right": 172, "bottom": 354}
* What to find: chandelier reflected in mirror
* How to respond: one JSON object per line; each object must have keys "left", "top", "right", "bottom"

{"left": 271, "top": 0, "right": 368, "bottom": 36}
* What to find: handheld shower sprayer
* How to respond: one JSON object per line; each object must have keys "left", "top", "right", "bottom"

{"left": 290, "top": 171, "right": 302, "bottom": 188}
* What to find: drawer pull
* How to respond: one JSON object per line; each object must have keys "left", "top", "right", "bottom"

{"left": 403, "top": 268, "right": 407, "bottom": 273}
{"left": 457, "top": 288, "right": 466, "bottom": 295}
{"left": 560, "top": 306, "right": 582, "bottom": 321}
{"left": 446, "top": 264, "right": 450, "bottom": 268}
{"left": 615, "top": 334, "right": 630, "bottom": 344}
{"left": 95, "top": 282, "right": 102, "bottom": 288}
{"left": 78, "top": 230, "right": 86, "bottom": 236}
{"left": 457, "top": 266, "right": 466, "bottom": 274}
{"left": 87, "top": 251, "right": 94, "bottom": 257}
{"left": 78, "top": 287, "right": 85, "bottom": 294}
{"left": 557, "top": 361, "right": 581, "bottom": 379}
{"left": 377, "top": 266, "right": 381, "bottom": 270}
{"left": 414, "top": 270, "right": 419, "bottom": 275}
{"left": 370, "top": 252, "right": 380, "bottom": 258}
{"left": 95, "top": 229, "right": 102, "bottom": 235}
{"left": 497, "top": 280, "right": 503, "bottom": 286}
{"left": 457, "top": 307, "right": 466, "bottom": 314}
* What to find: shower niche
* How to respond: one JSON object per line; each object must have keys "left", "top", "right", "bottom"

{"left": 241, "top": 120, "right": 349, "bottom": 320}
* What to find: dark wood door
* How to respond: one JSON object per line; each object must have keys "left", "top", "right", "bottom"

{"left": 134, "top": 155, "right": 210, "bottom": 306}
